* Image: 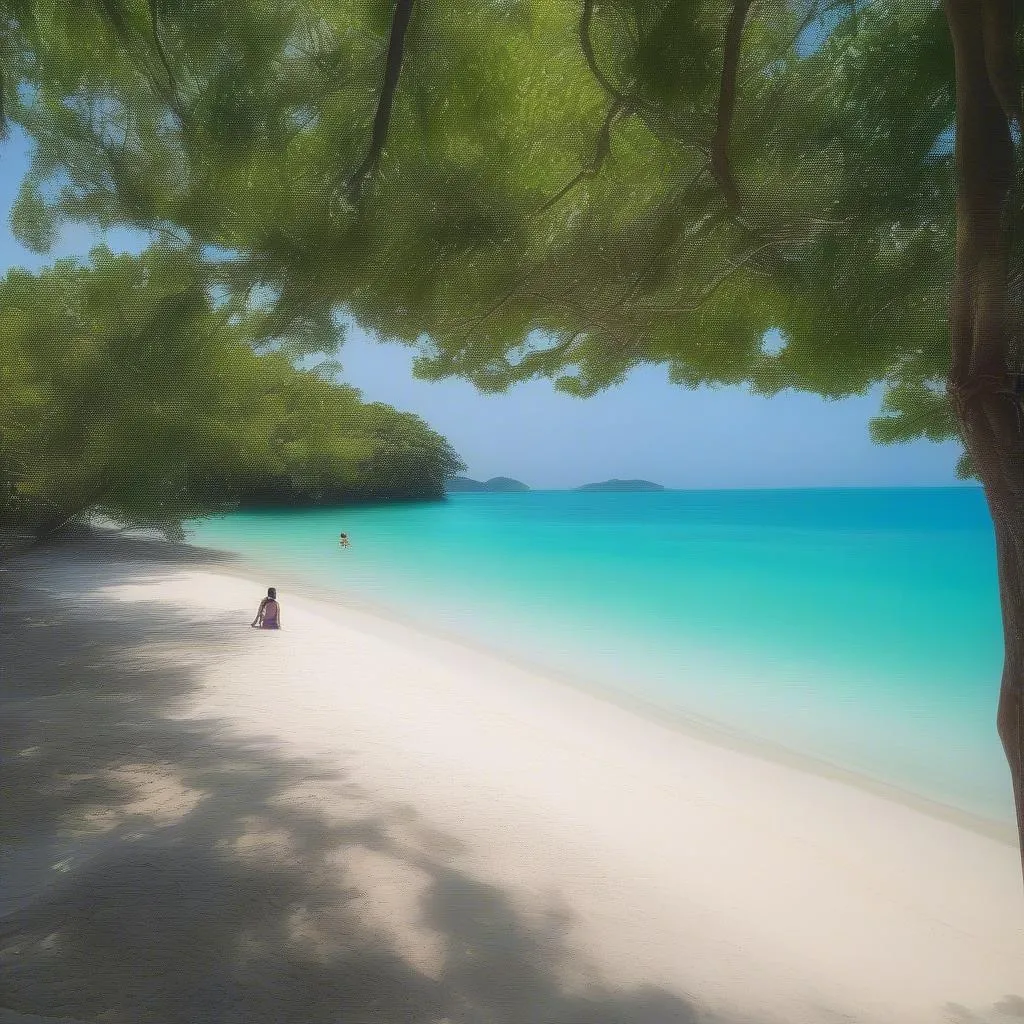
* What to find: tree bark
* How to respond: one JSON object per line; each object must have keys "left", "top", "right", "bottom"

{"left": 347, "top": 0, "right": 416, "bottom": 201}
{"left": 943, "top": 0, "right": 1024, "bottom": 882}
{"left": 711, "top": 0, "right": 753, "bottom": 212}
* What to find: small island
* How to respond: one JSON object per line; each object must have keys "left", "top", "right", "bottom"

{"left": 446, "top": 476, "right": 531, "bottom": 493}
{"left": 575, "top": 479, "right": 666, "bottom": 492}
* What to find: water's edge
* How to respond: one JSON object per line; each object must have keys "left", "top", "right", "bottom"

{"left": 190, "top": 537, "right": 1017, "bottom": 848}
{"left": 186, "top": 488, "right": 1012, "bottom": 829}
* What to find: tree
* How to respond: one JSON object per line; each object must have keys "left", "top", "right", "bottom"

{"left": 0, "top": 246, "right": 463, "bottom": 546}
{"left": 941, "top": 0, "right": 1024, "bottom": 888}
{"left": 2, "top": 0, "right": 1021, "bottom": 877}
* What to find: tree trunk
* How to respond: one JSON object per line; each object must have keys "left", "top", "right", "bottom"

{"left": 943, "top": 0, "right": 1024, "bottom": 882}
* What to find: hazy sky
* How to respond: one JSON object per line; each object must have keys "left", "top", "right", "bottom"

{"left": 1, "top": 128, "right": 965, "bottom": 489}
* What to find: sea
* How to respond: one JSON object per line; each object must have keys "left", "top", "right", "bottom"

{"left": 188, "top": 487, "right": 1014, "bottom": 827}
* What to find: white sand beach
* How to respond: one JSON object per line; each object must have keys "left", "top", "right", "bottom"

{"left": 2, "top": 527, "right": 1023, "bottom": 1024}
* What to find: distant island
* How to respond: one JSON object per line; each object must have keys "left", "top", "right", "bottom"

{"left": 576, "top": 479, "right": 666, "bottom": 492}
{"left": 446, "top": 476, "right": 531, "bottom": 493}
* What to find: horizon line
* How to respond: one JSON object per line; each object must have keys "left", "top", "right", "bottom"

{"left": 447, "top": 483, "right": 980, "bottom": 492}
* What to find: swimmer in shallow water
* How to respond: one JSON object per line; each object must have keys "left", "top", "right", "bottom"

{"left": 339, "top": 533, "right": 351, "bottom": 548}
{"left": 251, "top": 587, "right": 281, "bottom": 629}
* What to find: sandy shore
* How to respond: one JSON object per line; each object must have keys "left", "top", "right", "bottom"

{"left": 2, "top": 528, "right": 1023, "bottom": 1024}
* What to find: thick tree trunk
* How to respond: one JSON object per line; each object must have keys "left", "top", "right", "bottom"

{"left": 943, "top": 0, "right": 1024, "bottom": 881}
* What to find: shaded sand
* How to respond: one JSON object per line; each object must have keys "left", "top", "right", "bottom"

{"left": 1, "top": 528, "right": 1023, "bottom": 1024}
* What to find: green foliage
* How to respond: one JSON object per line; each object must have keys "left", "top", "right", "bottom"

{"left": 0, "top": 247, "right": 463, "bottom": 541}
{"left": 0, "top": 0, "right": 966, "bottom": 460}
{"left": 10, "top": 175, "right": 58, "bottom": 252}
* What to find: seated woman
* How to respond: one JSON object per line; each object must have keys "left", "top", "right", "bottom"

{"left": 251, "top": 587, "right": 282, "bottom": 629}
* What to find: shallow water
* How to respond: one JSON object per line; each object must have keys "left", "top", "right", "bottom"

{"left": 189, "top": 487, "right": 1013, "bottom": 824}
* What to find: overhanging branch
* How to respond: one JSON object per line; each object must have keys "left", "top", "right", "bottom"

{"left": 97, "top": 0, "right": 129, "bottom": 34}
{"left": 635, "top": 239, "right": 776, "bottom": 313}
{"left": 347, "top": 0, "right": 416, "bottom": 201}
{"left": 534, "top": 99, "right": 624, "bottom": 216}
{"left": 711, "top": 0, "right": 753, "bottom": 212}
{"left": 578, "top": 0, "right": 708, "bottom": 159}
{"left": 147, "top": 0, "right": 188, "bottom": 125}
{"left": 93, "top": 0, "right": 189, "bottom": 127}
{"left": 580, "top": 0, "right": 627, "bottom": 106}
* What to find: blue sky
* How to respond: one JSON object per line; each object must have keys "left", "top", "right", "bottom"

{"left": 1, "top": 127, "right": 965, "bottom": 489}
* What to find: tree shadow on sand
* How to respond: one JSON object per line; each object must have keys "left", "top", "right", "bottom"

{"left": 0, "top": 539, "right": 732, "bottom": 1024}
{"left": 4, "top": 536, "right": 1011, "bottom": 1024}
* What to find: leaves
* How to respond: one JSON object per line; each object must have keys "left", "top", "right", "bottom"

{"left": 0, "top": 247, "right": 464, "bottom": 538}
{"left": 0, "top": 0, "right": 966, "bottom": 454}
{"left": 9, "top": 175, "right": 58, "bottom": 252}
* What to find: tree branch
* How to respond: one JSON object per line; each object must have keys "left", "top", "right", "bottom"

{"left": 578, "top": 0, "right": 708, "bottom": 160}
{"left": 510, "top": 331, "right": 584, "bottom": 376}
{"left": 533, "top": 99, "right": 623, "bottom": 216}
{"left": 347, "top": 0, "right": 416, "bottom": 201}
{"left": 711, "top": 0, "right": 753, "bottom": 212}
{"left": 442, "top": 272, "right": 536, "bottom": 348}
{"left": 147, "top": 0, "right": 185, "bottom": 121}
{"left": 580, "top": 0, "right": 628, "bottom": 106}
{"left": 635, "top": 239, "right": 776, "bottom": 312}
{"left": 94, "top": 0, "right": 188, "bottom": 127}
{"left": 522, "top": 289, "right": 591, "bottom": 318}
{"left": 97, "top": 0, "right": 129, "bottom": 35}
{"left": 32, "top": 478, "right": 111, "bottom": 542}
{"left": 604, "top": 170, "right": 720, "bottom": 312}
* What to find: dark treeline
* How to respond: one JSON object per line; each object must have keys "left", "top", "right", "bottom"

{"left": 0, "top": 248, "right": 463, "bottom": 551}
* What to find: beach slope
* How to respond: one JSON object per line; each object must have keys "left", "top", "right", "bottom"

{"left": 1, "top": 529, "right": 1022, "bottom": 1024}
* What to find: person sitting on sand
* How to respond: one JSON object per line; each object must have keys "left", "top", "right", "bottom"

{"left": 339, "top": 532, "right": 351, "bottom": 548}
{"left": 251, "top": 587, "right": 281, "bottom": 629}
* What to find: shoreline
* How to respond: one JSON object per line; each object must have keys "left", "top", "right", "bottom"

{"left": 5, "top": 525, "right": 1024, "bottom": 1024}
{"left": 179, "top": 530, "right": 1017, "bottom": 847}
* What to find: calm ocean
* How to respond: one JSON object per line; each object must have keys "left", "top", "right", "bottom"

{"left": 189, "top": 487, "right": 1013, "bottom": 825}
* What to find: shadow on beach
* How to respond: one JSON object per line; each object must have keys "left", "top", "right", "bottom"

{"left": 27, "top": 523, "right": 242, "bottom": 566}
{"left": 0, "top": 533, "right": 738, "bottom": 1024}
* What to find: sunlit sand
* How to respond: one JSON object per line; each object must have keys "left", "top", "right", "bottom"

{"left": 2, "top": 527, "right": 1022, "bottom": 1024}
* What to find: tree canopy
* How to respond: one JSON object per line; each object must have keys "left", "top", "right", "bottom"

{"left": 0, "top": 246, "right": 463, "bottom": 547}
{"left": 2, "top": 0, "right": 960, "bottom": 461}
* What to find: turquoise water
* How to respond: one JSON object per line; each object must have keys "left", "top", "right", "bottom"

{"left": 189, "top": 488, "right": 1014, "bottom": 824}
